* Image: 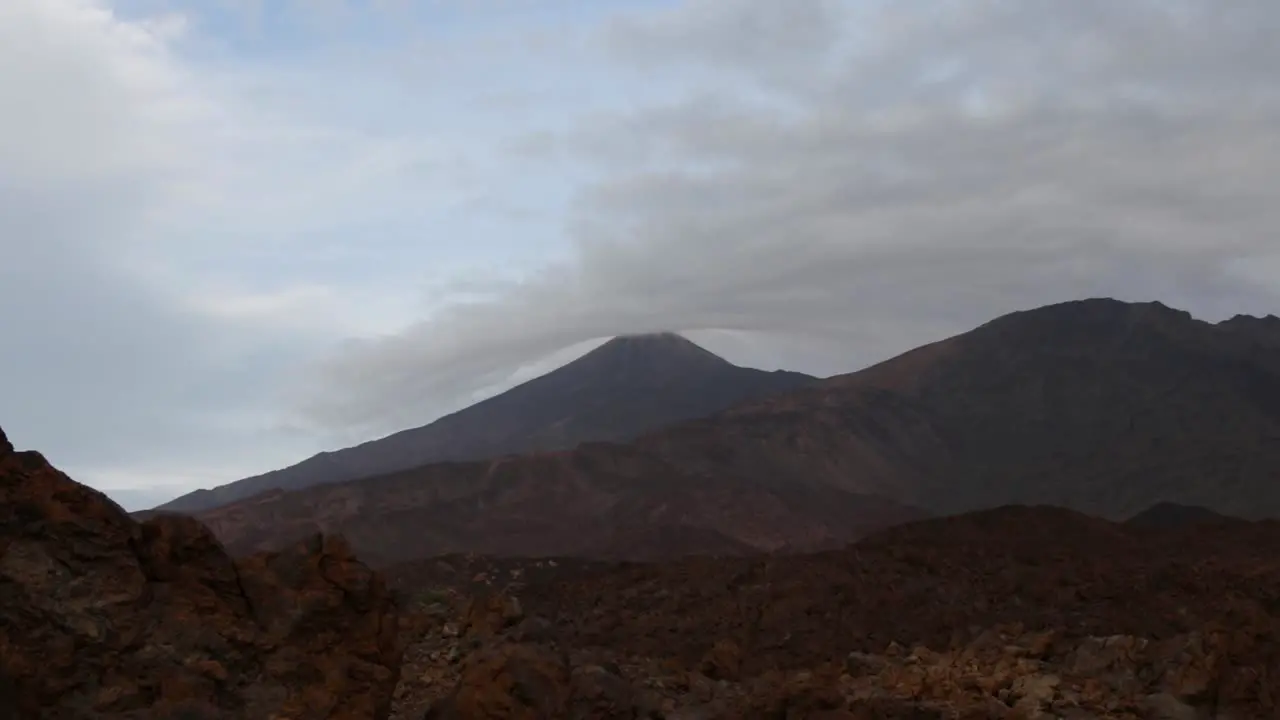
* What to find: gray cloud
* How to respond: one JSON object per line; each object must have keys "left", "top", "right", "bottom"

{"left": 294, "top": 0, "right": 1280, "bottom": 438}
{"left": 295, "top": 0, "right": 1280, "bottom": 439}
{"left": 12, "top": 0, "right": 1280, "bottom": 500}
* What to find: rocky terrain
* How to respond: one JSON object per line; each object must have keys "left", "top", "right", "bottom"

{"left": 155, "top": 333, "right": 815, "bottom": 514}
{"left": 174, "top": 299, "right": 1280, "bottom": 567}
{"left": 6, "top": 423, "right": 1279, "bottom": 718}
{"left": 386, "top": 506, "right": 1280, "bottom": 719}
{"left": 0, "top": 426, "right": 404, "bottom": 718}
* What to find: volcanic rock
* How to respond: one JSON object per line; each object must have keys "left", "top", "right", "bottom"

{"left": 0, "top": 427, "right": 404, "bottom": 718}
{"left": 387, "top": 505, "right": 1280, "bottom": 719}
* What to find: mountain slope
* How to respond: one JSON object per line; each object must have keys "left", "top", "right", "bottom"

{"left": 155, "top": 333, "right": 815, "bottom": 514}
{"left": 1125, "top": 502, "right": 1235, "bottom": 530}
{"left": 625, "top": 298, "right": 1280, "bottom": 518}
{"left": 184, "top": 298, "right": 1280, "bottom": 565}
{"left": 194, "top": 442, "right": 927, "bottom": 566}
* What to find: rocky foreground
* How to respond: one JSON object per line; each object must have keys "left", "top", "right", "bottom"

{"left": 0, "top": 427, "right": 403, "bottom": 718}
{"left": 386, "top": 510, "right": 1280, "bottom": 719}
{"left": 4, "top": 422, "right": 1279, "bottom": 718}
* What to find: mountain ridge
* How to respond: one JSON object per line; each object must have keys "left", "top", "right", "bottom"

{"left": 177, "top": 297, "right": 1280, "bottom": 566}
{"left": 628, "top": 298, "right": 1280, "bottom": 517}
{"left": 153, "top": 332, "right": 815, "bottom": 514}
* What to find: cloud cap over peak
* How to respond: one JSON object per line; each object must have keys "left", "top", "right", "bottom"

{"left": 293, "top": 0, "right": 1280, "bottom": 439}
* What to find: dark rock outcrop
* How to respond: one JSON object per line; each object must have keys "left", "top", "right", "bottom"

{"left": 0, "top": 427, "right": 404, "bottom": 718}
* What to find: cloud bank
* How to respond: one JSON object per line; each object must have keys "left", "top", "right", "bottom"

{"left": 295, "top": 0, "right": 1280, "bottom": 438}
{"left": 5, "top": 0, "right": 1280, "bottom": 506}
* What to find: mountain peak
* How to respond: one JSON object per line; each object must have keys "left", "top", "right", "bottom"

{"left": 572, "top": 332, "right": 732, "bottom": 373}
{"left": 601, "top": 331, "right": 705, "bottom": 349}
{"left": 611, "top": 330, "right": 685, "bottom": 341}
{"left": 152, "top": 329, "right": 814, "bottom": 513}
{"left": 1219, "top": 313, "right": 1280, "bottom": 328}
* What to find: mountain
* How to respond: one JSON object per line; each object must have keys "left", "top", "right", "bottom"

{"left": 193, "top": 441, "right": 927, "bottom": 566}
{"left": 1125, "top": 501, "right": 1235, "bottom": 530}
{"left": 153, "top": 332, "right": 815, "bottom": 514}
{"left": 621, "top": 298, "right": 1280, "bottom": 519}
{"left": 0, "top": 425, "right": 403, "bottom": 717}
{"left": 183, "top": 298, "right": 1280, "bottom": 565}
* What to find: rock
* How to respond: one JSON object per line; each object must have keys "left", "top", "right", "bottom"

{"left": 698, "top": 639, "right": 743, "bottom": 681}
{"left": 462, "top": 593, "right": 525, "bottom": 639}
{"left": 0, "top": 429, "right": 404, "bottom": 719}
{"left": 1141, "top": 693, "right": 1199, "bottom": 720}
{"left": 426, "top": 642, "right": 570, "bottom": 719}
{"left": 570, "top": 663, "right": 662, "bottom": 718}
{"left": 510, "top": 615, "right": 556, "bottom": 644}
{"left": 1011, "top": 673, "right": 1059, "bottom": 711}
{"left": 845, "top": 651, "right": 887, "bottom": 676}
{"left": 379, "top": 489, "right": 1280, "bottom": 718}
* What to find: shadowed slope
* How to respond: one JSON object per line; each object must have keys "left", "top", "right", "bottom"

{"left": 184, "top": 298, "right": 1280, "bottom": 566}
{"left": 156, "top": 333, "right": 814, "bottom": 514}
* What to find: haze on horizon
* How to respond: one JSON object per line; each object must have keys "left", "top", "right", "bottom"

{"left": 2, "top": 0, "right": 1279, "bottom": 510}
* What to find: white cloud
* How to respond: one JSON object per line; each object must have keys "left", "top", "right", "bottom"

{"left": 0, "top": 0, "right": 474, "bottom": 499}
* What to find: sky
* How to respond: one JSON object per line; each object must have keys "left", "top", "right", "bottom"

{"left": 2, "top": 0, "right": 1280, "bottom": 511}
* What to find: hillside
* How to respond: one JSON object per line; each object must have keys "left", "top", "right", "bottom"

{"left": 627, "top": 298, "right": 1280, "bottom": 518}
{"left": 184, "top": 298, "right": 1280, "bottom": 565}
{"left": 1125, "top": 501, "right": 1235, "bottom": 530}
{"left": 154, "top": 333, "right": 814, "bottom": 514}
{"left": 193, "top": 441, "right": 926, "bottom": 566}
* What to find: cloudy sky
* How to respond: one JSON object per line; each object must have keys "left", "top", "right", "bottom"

{"left": 3, "top": 0, "right": 1279, "bottom": 510}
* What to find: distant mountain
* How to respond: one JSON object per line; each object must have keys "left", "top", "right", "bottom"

{"left": 627, "top": 298, "right": 1280, "bottom": 519}
{"left": 194, "top": 443, "right": 926, "bottom": 566}
{"left": 153, "top": 333, "right": 815, "bottom": 514}
{"left": 1125, "top": 502, "right": 1235, "bottom": 530}
{"left": 180, "top": 298, "right": 1280, "bottom": 566}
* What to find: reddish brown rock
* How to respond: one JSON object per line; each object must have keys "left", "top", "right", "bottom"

{"left": 698, "top": 639, "right": 743, "bottom": 682}
{"left": 0, "top": 428, "right": 404, "bottom": 718}
{"left": 425, "top": 643, "right": 571, "bottom": 720}
{"left": 386, "top": 505, "right": 1280, "bottom": 718}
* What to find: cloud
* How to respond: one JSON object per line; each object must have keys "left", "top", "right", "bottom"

{"left": 0, "top": 0, "right": 468, "bottom": 505}
{"left": 0, "top": 1, "right": 322, "bottom": 500}
{"left": 2, "top": 0, "right": 662, "bottom": 506}
{"left": 295, "top": 0, "right": 1280, "bottom": 439}
{"left": 7, "top": 0, "right": 1280, "bottom": 507}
